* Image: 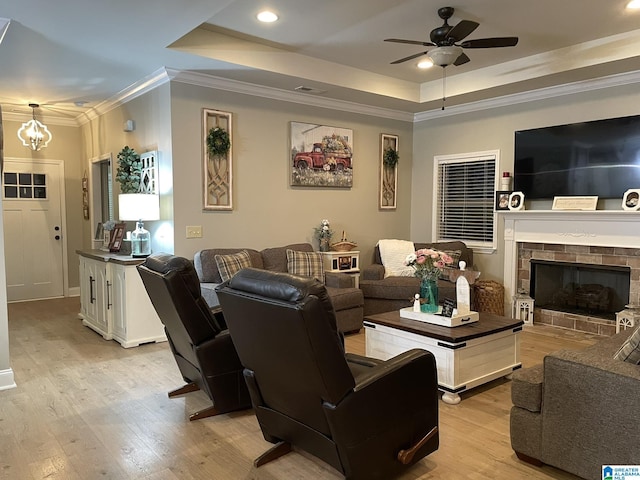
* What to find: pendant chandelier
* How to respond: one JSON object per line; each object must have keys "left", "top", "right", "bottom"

{"left": 17, "top": 103, "right": 52, "bottom": 151}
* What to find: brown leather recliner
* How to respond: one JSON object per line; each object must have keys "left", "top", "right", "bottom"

{"left": 137, "top": 253, "right": 251, "bottom": 420}
{"left": 216, "top": 267, "right": 439, "bottom": 480}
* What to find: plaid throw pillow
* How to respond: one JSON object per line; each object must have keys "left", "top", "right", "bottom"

{"left": 286, "top": 249, "right": 324, "bottom": 282}
{"left": 443, "top": 249, "right": 462, "bottom": 268}
{"left": 215, "top": 250, "right": 253, "bottom": 282}
{"left": 440, "top": 249, "right": 462, "bottom": 280}
{"left": 614, "top": 324, "right": 640, "bottom": 364}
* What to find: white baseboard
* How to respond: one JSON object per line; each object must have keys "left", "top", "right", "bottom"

{"left": 0, "top": 368, "right": 16, "bottom": 390}
{"left": 68, "top": 287, "right": 80, "bottom": 297}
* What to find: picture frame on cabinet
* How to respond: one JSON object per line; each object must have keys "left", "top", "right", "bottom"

{"left": 622, "top": 189, "right": 640, "bottom": 211}
{"left": 95, "top": 222, "right": 103, "bottom": 240}
{"left": 109, "top": 222, "right": 126, "bottom": 252}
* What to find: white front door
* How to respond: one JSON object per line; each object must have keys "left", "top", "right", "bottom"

{"left": 3, "top": 159, "right": 65, "bottom": 301}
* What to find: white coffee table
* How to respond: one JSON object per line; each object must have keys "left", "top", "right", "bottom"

{"left": 364, "top": 310, "right": 523, "bottom": 404}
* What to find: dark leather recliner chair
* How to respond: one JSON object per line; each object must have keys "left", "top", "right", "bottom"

{"left": 137, "top": 253, "right": 251, "bottom": 420}
{"left": 216, "top": 268, "right": 439, "bottom": 480}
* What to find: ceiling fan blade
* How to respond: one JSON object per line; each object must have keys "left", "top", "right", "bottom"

{"left": 460, "top": 37, "right": 519, "bottom": 48}
{"left": 390, "top": 51, "right": 430, "bottom": 64}
{"left": 446, "top": 20, "right": 479, "bottom": 42}
{"left": 385, "top": 38, "right": 434, "bottom": 47}
{"left": 453, "top": 52, "right": 470, "bottom": 66}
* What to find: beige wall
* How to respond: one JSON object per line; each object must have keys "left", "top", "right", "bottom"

{"left": 2, "top": 117, "right": 83, "bottom": 290}
{"left": 169, "top": 82, "right": 414, "bottom": 267}
{"left": 411, "top": 82, "right": 640, "bottom": 283}
{"left": 80, "top": 83, "right": 174, "bottom": 257}
{"left": 4, "top": 78, "right": 637, "bottom": 295}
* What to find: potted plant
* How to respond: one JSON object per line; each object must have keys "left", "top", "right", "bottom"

{"left": 115, "top": 146, "right": 141, "bottom": 193}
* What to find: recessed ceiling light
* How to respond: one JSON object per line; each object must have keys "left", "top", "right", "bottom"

{"left": 417, "top": 58, "right": 434, "bottom": 69}
{"left": 257, "top": 10, "right": 278, "bottom": 22}
{"left": 627, "top": 0, "right": 640, "bottom": 9}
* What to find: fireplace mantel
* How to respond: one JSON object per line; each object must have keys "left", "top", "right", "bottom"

{"left": 502, "top": 210, "right": 639, "bottom": 315}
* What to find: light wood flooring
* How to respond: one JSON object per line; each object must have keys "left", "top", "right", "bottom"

{"left": 1, "top": 297, "right": 599, "bottom": 479}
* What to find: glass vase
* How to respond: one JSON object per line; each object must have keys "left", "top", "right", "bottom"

{"left": 420, "top": 278, "right": 439, "bottom": 313}
{"left": 319, "top": 237, "right": 330, "bottom": 252}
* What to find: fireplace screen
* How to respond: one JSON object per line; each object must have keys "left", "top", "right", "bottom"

{"left": 530, "top": 260, "right": 630, "bottom": 320}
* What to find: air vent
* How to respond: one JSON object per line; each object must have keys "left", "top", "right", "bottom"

{"left": 294, "top": 86, "right": 327, "bottom": 95}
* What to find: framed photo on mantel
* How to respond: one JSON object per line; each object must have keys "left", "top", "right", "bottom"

{"left": 508, "top": 191, "right": 525, "bottom": 211}
{"left": 552, "top": 196, "right": 598, "bottom": 211}
{"left": 622, "top": 189, "right": 640, "bottom": 211}
{"left": 495, "top": 191, "right": 511, "bottom": 211}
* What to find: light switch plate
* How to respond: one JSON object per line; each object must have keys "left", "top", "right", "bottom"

{"left": 186, "top": 226, "right": 202, "bottom": 238}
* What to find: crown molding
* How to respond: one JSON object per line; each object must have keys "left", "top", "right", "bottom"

{"left": 1, "top": 110, "right": 78, "bottom": 127}
{"left": 76, "top": 69, "right": 173, "bottom": 126}
{"left": 32, "top": 66, "right": 640, "bottom": 128}
{"left": 414, "top": 69, "right": 640, "bottom": 122}
{"left": 165, "top": 69, "right": 414, "bottom": 122}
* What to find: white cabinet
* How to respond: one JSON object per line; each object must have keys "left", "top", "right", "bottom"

{"left": 320, "top": 250, "right": 360, "bottom": 288}
{"left": 79, "top": 255, "right": 111, "bottom": 340}
{"left": 78, "top": 251, "right": 166, "bottom": 348}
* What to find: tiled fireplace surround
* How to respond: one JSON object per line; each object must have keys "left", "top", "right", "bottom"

{"left": 502, "top": 211, "right": 640, "bottom": 336}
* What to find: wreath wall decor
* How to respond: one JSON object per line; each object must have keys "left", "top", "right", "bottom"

{"left": 380, "top": 134, "right": 399, "bottom": 210}
{"left": 383, "top": 146, "right": 399, "bottom": 168}
{"left": 207, "top": 126, "right": 231, "bottom": 158}
{"left": 202, "top": 109, "right": 233, "bottom": 210}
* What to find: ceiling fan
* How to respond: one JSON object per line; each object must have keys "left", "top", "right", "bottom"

{"left": 385, "top": 6, "right": 518, "bottom": 68}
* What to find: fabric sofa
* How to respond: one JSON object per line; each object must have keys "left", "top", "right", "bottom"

{"left": 193, "top": 243, "right": 364, "bottom": 333}
{"left": 510, "top": 328, "right": 640, "bottom": 480}
{"left": 359, "top": 241, "right": 475, "bottom": 316}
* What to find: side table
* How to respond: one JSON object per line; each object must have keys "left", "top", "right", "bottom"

{"left": 320, "top": 250, "right": 360, "bottom": 288}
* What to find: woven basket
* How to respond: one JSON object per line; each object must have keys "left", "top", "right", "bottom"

{"left": 330, "top": 241, "right": 357, "bottom": 252}
{"left": 473, "top": 280, "right": 505, "bottom": 315}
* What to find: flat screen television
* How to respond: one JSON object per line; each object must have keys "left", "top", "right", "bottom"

{"left": 513, "top": 115, "right": 640, "bottom": 199}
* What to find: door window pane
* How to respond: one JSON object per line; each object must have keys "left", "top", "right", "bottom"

{"left": 3, "top": 172, "right": 47, "bottom": 200}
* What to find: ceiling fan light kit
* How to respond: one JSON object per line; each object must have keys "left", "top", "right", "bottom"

{"left": 428, "top": 46, "right": 463, "bottom": 67}
{"left": 385, "top": 6, "right": 519, "bottom": 109}
{"left": 17, "top": 103, "right": 52, "bottom": 151}
{"left": 385, "top": 6, "right": 518, "bottom": 68}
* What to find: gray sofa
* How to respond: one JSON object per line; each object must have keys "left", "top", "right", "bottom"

{"left": 359, "top": 241, "right": 475, "bottom": 316}
{"left": 510, "top": 328, "right": 640, "bottom": 480}
{"left": 193, "top": 243, "right": 364, "bottom": 333}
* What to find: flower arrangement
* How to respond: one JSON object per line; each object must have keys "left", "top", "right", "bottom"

{"left": 103, "top": 220, "right": 116, "bottom": 231}
{"left": 405, "top": 248, "right": 454, "bottom": 281}
{"left": 313, "top": 219, "right": 333, "bottom": 240}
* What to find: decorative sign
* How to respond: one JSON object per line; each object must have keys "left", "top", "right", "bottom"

{"left": 441, "top": 298, "right": 455, "bottom": 318}
{"left": 552, "top": 196, "right": 598, "bottom": 211}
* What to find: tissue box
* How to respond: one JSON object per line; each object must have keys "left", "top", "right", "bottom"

{"left": 399, "top": 307, "right": 479, "bottom": 327}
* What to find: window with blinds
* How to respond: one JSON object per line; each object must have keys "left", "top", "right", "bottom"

{"left": 99, "top": 160, "right": 113, "bottom": 222}
{"left": 433, "top": 151, "right": 498, "bottom": 250}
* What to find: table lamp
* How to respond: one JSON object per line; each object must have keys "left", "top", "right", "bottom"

{"left": 118, "top": 193, "right": 160, "bottom": 258}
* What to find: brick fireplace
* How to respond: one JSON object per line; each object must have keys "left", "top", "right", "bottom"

{"left": 502, "top": 211, "right": 640, "bottom": 336}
